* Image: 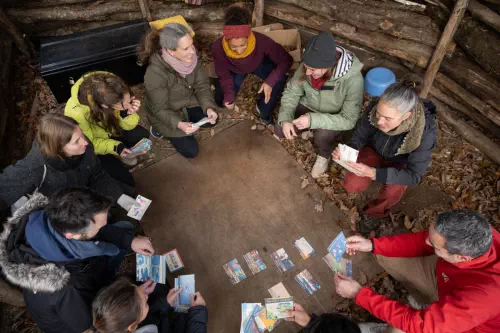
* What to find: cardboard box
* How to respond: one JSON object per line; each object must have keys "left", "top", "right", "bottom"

{"left": 253, "top": 24, "right": 302, "bottom": 65}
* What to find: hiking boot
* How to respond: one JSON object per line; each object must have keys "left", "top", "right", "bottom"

{"left": 120, "top": 156, "right": 138, "bottom": 166}
{"left": 149, "top": 126, "right": 163, "bottom": 139}
{"left": 359, "top": 216, "right": 383, "bottom": 235}
{"left": 311, "top": 155, "right": 330, "bottom": 178}
{"left": 256, "top": 106, "right": 272, "bottom": 125}
{"left": 358, "top": 322, "right": 388, "bottom": 333}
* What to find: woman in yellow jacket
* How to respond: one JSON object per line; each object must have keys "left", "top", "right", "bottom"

{"left": 64, "top": 72, "right": 149, "bottom": 188}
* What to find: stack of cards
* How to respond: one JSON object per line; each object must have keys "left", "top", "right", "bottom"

{"left": 136, "top": 253, "right": 166, "bottom": 284}
{"left": 174, "top": 274, "right": 195, "bottom": 313}
{"left": 265, "top": 297, "right": 294, "bottom": 320}
{"left": 293, "top": 237, "right": 315, "bottom": 259}
{"left": 223, "top": 259, "right": 247, "bottom": 284}
{"left": 241, "top": 304, "right": 279, "bottom": 333}
{"left": 127, "top": 138, "right": 152, "bottom": 158}
{"left": 192, "top": 117, "right": 210, "bottom": 127}
{"left": 270, "top": 248, "right": 294, "bottom": 273}
{"left": 323, "top": 254, "right": 353, "bottom": 278}
{"left": 334, "top": 144, "right": 360, "bottom": 174}
{"left": 244, "top": 250, "right": 267, "bottom": 275}
{"left": 165, "top": 249, "right": 184, "bottom": 273}
{"left": 268, "top": 282, "right": 291, "bottom": 299}
{"left": 295, "top": 269, "right": 321, "bottom": 295}
{"left": 328, "top": 232, "right": 347, "bottom": 262}
{"left": 127, "top": 195, "right": 152, "bottom": 221}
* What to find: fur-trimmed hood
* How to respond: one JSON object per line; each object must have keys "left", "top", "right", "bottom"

{"left": 0, "top": 192, "right": 70, "bottom": 293}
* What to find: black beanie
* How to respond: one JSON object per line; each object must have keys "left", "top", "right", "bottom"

{"left": 302, "top": 32, "right": 336, "bottom": 69}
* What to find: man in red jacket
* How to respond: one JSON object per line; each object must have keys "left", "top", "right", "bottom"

{"left": 334, "top": 209, "right": 500, "bottom": 333}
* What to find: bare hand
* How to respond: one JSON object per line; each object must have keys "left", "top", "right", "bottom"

{"left": 131, "top": 236, "right": 154, "bottom": 255}
{"left": 120, "top": 148, "right": 132, "bottom": 158}
{"left": 346, "top": 162, "right": 375, "bottom": 178}
{"left": 139, "top": 279, "right": 157, "bottom": 295}
{"left": 167, "top": 287, "right": 183, "bottom": 306}
{"left": 346, "top": 235, "right": 373, "bottom": 255}
{"left": 331, "top": 147, "right": 340, "bottom": 161}
{"left": 282, "top": 122, "right": 297, "bottom": 140}
{"left": 224, "top": 102, "right": 235, "bottom": 110}
{"left": 206, "top": 108, "right": 218, "bottom": 125}
{"left": 178, "top": 122, "right": 200, "bottom": 135}
{"left": 334, "top": 273, "right": 363, "bottom": 299}
{"left": 190, "top": 292, "right": 206, "bottom": 307}
{"left": 285, "top": 303, "right": 311, "bottom": 327}
{"left": 258, "top": 82, "right": 273, "bottom": 104}
{"left": 127, "top": 97, "right": 141, "bottom": 114}
{"left": 292, "top": 114, "right": 311, "bottom": 130}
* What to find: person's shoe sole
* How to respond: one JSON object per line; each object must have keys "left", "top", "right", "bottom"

{"left": 149, "top": 126, "right": 163, "bottom": 139}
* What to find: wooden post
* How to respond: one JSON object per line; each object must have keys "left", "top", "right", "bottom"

{"left": 138, "top": 0, "right": 152, "bottom": 22}
{"left": 420, "top": 0, "right": 468, "bottom": 98}
{"left": 0, "top": 8, "right": 29, "bottom": 57}
{"left": 254, "top": 0, "right": 264, "bottom": 26}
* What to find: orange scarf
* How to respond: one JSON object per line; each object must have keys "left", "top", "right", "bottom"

{"left": 222, "top": 32, "right": 256, "bottom": 59}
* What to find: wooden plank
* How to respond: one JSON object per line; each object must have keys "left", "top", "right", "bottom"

{"left": 420, "top": 0, "right": 468, "bottom": 98}
{"left": 467, "top": 0, "right": 500, "bottom": 33}
{"left": 253, "top": 0, "right": 264, "bottom": 26}
{"left": 138, "top": 0, "right": 152, "bottom": 22}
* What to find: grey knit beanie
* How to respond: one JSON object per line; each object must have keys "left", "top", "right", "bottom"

{"left": 302, "top": 32, "right": 337, "bottom": 69}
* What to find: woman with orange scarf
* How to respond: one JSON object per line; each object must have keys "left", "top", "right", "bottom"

{"left": 211, "top": 4, "right": 293, "bottom": 124}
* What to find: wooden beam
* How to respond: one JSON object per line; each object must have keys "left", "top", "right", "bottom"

{"left": 253, "top": 0, "right": 264, "bottom": 26}
{"left": 467, "top": 0, "right": 500, "bottom": 33}
{"left": 420, "top": 0, "right": 468, "bottom": 98}
{"left": 0, "top": 8, "right": 29, "bottom": 57}
{"left": 138, "top": 0, "right": 152, "bottom": 22}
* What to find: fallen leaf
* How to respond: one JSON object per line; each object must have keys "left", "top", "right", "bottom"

{"left": 301, "top": 177, "right": 310, "bottom": 189}
{"left": 348, "top": 206, "right": 359, "bottom": 231}
{"left": 210, "top": 129, "right": 215, "bottom": 136}
{"left": 314, "top": 202, "right": 324, "bottom": 212}
{"left": 250, "top": 124, "right": 257, "bottom": 131}
{"left": 404, "top": 215, "right": 414, "bottom": 229}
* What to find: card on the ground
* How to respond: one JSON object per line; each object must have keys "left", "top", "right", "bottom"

{"left": 255, "top": 305, "right": 279, "bottom": 332}
{"left": 265, "top": 297, "right": 294, "bottom": 319}
{"left": 268, "top": 282, "right": 291, "bottom": 298}
{"left": 127, "top": 138, "right": 152, "bottom": 158}
{"left": 174, "top": 274, "right": 195, "bottom": 313}
{"left": 270, "top": 248, "right": 294, "bottom": 273}
{"left": 295, "top": 269, "right": 321, "bottom": 295}
{"left": 241, "top": 303, "right": 261, "bottom": 333}
{"left": 244, "top": 250, "right": 267, "bottom": 274}
{"left": 328, "top": 231, "right": 347, "bottom": 262}
{"left": 127, "top": 195, "right": 152, "bottom": 221}
{"left": 165, "top": 249, "right": 184, "bottom": 273}
{"left": 192, "top": 117, "right": 210, "bottom": 127}
{"left": 322, "top": 253, "right": 353, "bottom": 278}
{"left": 223, "top": 259, "right": 247, "bottom": 284}
{"left": 136, "top": 253, "right": 166, "bottom": 284}
{"left": 293, "top": 237, "right": 316, "bottom": 259}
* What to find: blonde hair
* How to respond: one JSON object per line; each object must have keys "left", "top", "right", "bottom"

{"left": 36, "top": 113, "right": 79, "bottom": 159}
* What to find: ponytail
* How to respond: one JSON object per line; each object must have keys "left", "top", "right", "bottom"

{"left": 137, "top": 29, "right": 161, "bottom": 66}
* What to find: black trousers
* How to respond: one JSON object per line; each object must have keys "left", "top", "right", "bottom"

{"left": 167, "top": 107, "right": 214, "bottom": 159}
{"left": 99, "top": 125, "right": 149, "bottom": 189}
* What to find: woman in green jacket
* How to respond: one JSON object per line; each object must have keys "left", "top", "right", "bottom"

{"left": 277, "top": 32, "right": 364, "bottom": 178}
{"left": 65, "top": 72, "right": 149, "bottom": 188}
{"left": 139, "top": 23, "right": 218, "bottom": 158}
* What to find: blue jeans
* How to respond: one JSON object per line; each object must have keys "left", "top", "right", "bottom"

{"left": 214, "top": 56, "right": 287, "bottom": 121}
{"left": 105, "top": 220, "right": 135, "bottom": 278}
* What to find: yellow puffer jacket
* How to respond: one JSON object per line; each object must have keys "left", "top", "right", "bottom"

{"left": 64, "top": 71, "right": 140, "bottom": 156}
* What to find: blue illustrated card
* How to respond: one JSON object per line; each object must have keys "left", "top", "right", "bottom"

{"left": 136, "top": 254, "right": 166, "bottom": 284}
{"left": 174, "top": 274, "right": 195, "bottom": 313}
{"left": 328, "top": 232, "right": 347, "bottom": 262}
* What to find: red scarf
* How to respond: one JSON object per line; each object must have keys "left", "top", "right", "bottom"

{"left": 310, "top": 76, "right": 329, "bottom": 90}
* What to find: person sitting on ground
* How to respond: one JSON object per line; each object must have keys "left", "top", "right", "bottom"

{"left": 332, "top": 80, "right": 436, "bottom": 233}
{"left": 64, "top": 71, "right": 149, "bottom": 187}
{"left": 0, "top": 114, "right": 136, "bottom": 217}
{"left": 0, "top": 187, "right": 155, "bottom": 333}
{"left": 277, "top": 32, "right": 364, "bottom": 178}
{"left": 285, "top": 303, "right": 362, "bottom": 333}
{"left": 334, "top": 209, "right": 500, "bottom": 333}
{"left": 88, "top": 277, "right": 208, "bottom": 333}
{"left": 212, "top": 3, "right": 292, "bottom": 125}
{"left": 139, "top": 23, "right": 218, "bottom": 159}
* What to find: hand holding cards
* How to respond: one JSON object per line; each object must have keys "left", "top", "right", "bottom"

{"left": 191, "top": 117, "right": 210, "bottom": 127}
{"left": 333, "top": 144, "right": 360, "bottom": 174}
{"left": 127, "top": 138, "right": 152, "bottom": 158}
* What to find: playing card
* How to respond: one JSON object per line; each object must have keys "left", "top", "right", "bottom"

{"left": 328, "top": 231, "right": 347, "bottom": 262}
{"left": 174, "top": 274, "right": 195, "bottom": 313}
{"left": 192, "top": 117, "right": 210, "bottom": 127}
{"left": 294, "top": 269, "right": 321, "bottom": 295}
{"left": 293, "top": 237, "right": 316, "bottom": 259}
{"left": 270, "top": 248, "right": 294, "bottom": 273}
{"left": 241, "top": 303, "right": 262, "bottom": 333}
{"left": 265, "top": 297, "right": 294, "bottom": 319}
{"left": 136, "top": 253, "right": 166, "bottom": 284}
{"left": 322, "top": 253, "right": 353, "bottom": 278}
{"left": 223, "top": 259, "right": 247, "bottom": 284}
{"left": 268, "top": 282, "right": 291, "bottom": 298}
{"left": 127, "top": 138, "right": 152, "bottom": 158}
{"left": 244, "top": 250, "right": 267, "bottom": 274}
{"left": 165, "top": 249, "right": 184, "bottom": 273}
{"left": 127, "top": 195, "right": 152, "bottom": 221}
{"left": 334, "top": 144, "right": 361, "bottom": 174}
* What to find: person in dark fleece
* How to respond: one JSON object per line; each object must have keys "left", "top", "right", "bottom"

{"left": 332, "top": 80, "right": 436, "bottom": 233}
{"left": 88, "top": 277, "right": 208, "bottom": 333}
{"left": 212, "top": 3, "right": 293, "bottom": 124}
{"left": 0, "top": 187, "right": 155, "bottom": 333}
{"left": 0, "top": 114, "right": 137, "bottom": 217}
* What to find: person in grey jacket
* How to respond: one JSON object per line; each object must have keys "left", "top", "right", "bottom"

{"left": 0, "top": 114, "right": 136, "bottom": 216}
{"left": 88, "top": 278, "right": 208, "bottom": 333}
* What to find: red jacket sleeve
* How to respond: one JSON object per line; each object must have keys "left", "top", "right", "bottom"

{"left": 373, "top": 231, "right": 435, "bottom": 258}
{"left": 212, "top": 39, "right": 236, "bottom": 105}
{"left": 260, "top": 35, "right": 293, "bottom": 88}
{"left": 355, "top": 284, "right": 500, "bottom": 333}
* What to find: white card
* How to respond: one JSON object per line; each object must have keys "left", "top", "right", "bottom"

{"left": 192, "top": 117, "right": 210, "bottom": 127}
{"left": 127, "top": 195, "right": 152, "bottom": 221}
{"left": 268, "top": 282, "right": 291, "bottom": 298}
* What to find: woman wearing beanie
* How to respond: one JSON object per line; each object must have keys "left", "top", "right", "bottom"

{"left": 212, "top": 3, "right": 293, "bottom": 124}
{"left": 139, "top": 23, "right": 218, "bottom": 158}
{"left": 332, "top": 80, "right": 436, "bottom": 233}
{"left": 277, "top": 32, "right": 364, "bottom": 178}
